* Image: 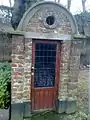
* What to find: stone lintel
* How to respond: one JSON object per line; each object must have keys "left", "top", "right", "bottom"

{"left": 8, "top": 30, "right": 24, "bottom": 36}
{"left": 24, "top": 32, "right": 72, "bottom": 40}
{"left": 73, "top": 34, "right": 86, "bottom": 39}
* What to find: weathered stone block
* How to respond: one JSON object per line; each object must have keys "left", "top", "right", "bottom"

{"left": 14, "top": 68, "right": 24, "bottom": 72}
{"left": 56, "top": 99, "right": 66, "bottom": 113}
{"left": 61, "top": 62, "right": 69, "bottom": 70}
{"left": 12, "top": 63, "right": 18, "bottom": 68}
{"left": 67, "top": 89, "right": 77, "bottom": 99}
{"left": 23, "top": 101, "right": 31, "bottom": 118}
{"left": 11, "top": 102, "right": 24, "bottom": 120}
{"left": 18, "top": 63, "right": 24, "bottom": 67}
{"left": 12, "top": 58, "right": 24, "bottom": 64}
{"left": 66, "top": 100, "right": 77, "bottom": 114}
{"left": 67, "top": 82, "right": 77, "bottom": 90}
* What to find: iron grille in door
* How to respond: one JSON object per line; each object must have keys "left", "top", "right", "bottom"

{"left": 34, "top": 43, "right": 56, "bottom": 88}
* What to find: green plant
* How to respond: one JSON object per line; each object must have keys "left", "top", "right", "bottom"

{"left": 0, "top": 62, "right": 11, "bottom": 109}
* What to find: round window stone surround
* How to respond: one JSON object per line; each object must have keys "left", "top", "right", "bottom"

{"left": 42, "top": 11, "right": 58, "bottom": 29}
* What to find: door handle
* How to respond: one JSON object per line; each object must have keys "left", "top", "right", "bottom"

{"left": 31, "top": 65, "right": 35, "bottom": 71}
{"left": 31, "top": 72, "right": 34, "bottom": 76}
{"left": 31, "top": 66, "right": 35, "bottom": 70}
{"left": 31, "top": 66, "right": 35, "bottom": 76}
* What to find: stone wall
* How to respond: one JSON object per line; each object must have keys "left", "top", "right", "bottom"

{"left": 77, "top": 69, "right": 88, "bottom": 113}
{"left": 67, "top": 40, "right": 83, "bottom": 100}
{"left": 58, "top": 40, "right": 71, "bottom": 100}
{"left": 57, "top": 39, "right": 85, "bottom": 113}
{"left": 0, "top": 33, "right": 11, "bottom": 61}
{"left": 12, "top": 35, "right": 32, "bottom": 102}
{"left": 24, "top": 38, "right": 32, "bottom": 101}
{"left": 12, "top": 35, "right": 24, "bottom": 103}
{"left": 11, "top": 36, "right": 84, "bottom": 104}
{"left": 58, "top": 40, "right": 84, "bottom": 100}
{"left": 11, "top": 35, "right": 32, "bottom": 119}
{"left": 11, "top": 35, "right": 86, "bottom": 108}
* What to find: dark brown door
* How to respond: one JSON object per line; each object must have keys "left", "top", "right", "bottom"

{"left": 31, "top": 40, "right": 60, "bottom": 111}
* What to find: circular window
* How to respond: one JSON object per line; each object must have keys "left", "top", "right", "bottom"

{"left": 46, "top": 16, "right": 55, "bottom": 25}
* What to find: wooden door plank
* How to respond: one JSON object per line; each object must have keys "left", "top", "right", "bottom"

{"left": 31, "top": 40, "right": 61, "bottom": 111}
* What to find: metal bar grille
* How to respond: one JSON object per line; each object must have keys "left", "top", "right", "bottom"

{"left": 34, "top": 43, "right": 56, "bottom": 88}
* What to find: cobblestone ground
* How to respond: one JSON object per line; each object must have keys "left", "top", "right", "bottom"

{"left": 0, "top": 109, "right": 9, "bottom": 120}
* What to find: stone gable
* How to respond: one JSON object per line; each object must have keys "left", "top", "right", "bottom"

{"left": 18, "top": 2, "right": 77, "bottom": 35}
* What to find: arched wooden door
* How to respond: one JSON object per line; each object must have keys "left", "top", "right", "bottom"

{"left": 31, "top": 40, "right": 60, "bottom": 111}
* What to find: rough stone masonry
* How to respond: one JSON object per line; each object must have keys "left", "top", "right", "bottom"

{"left": 11, "top": 1, "right": 85, "bottom": 120}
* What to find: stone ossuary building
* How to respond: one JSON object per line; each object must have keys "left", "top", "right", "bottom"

{"left": 11, "top": 1, "right": 87, "bottom": 120}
